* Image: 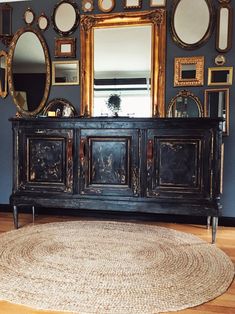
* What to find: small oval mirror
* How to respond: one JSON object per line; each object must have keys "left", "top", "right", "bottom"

{"left": 8, "top": 28, "right": 51, "bottom": 116}
{"left": 0, "top": 50, "right": 8, "bottom": 98}
{"left": 98, "top": 0, "right": 115, "bottom": 13}
{"left": 167, "top": 90, "right": 203, "bottom": 118}
{"left": 216, "top": 3, "right": 232, "bottom": 52}
{"left": 171, "top": 0, "right": 214, "bottom": 49}
{"left": 53, "top": 0, "right": 79, "bottom": 36}
{"left": 24, "top": 8, "right": 35, "bottom": 26}
{"left": 37, "top": 13, "right": 49, "bottom": 31}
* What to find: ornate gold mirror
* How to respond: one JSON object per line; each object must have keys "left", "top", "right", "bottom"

{"left": 52, "top": 0, "right": 79, "bottom": 36}
{"left": 0, "top": 50, "right": 8, "bottom": 98}
{"left": 8, "top": 27, "right": 51, "bottom": 116}
{"left": 167, "top": 90, "right": 203, "bottom": 118}
{"left": 171, "top": 0, "right": 214, "bottom": 49}
{"left": 80, "top": 10, "right": 166, "bottom": 117}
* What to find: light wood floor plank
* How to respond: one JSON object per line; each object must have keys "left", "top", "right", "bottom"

{"left": 0, "top": 212, "right": 234, "bottom": 314}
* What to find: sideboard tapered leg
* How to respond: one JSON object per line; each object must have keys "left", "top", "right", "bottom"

{"left": 13, "top": 205, "right": 18, "bottom": 229}
{"left": 207, "top": 216, "right": 211, "bottom": 229}
{"left": 212, "top": 216, "right": 218, "bottom": 244}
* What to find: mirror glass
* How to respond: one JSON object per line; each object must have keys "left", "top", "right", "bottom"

{"left": 0, "top": 50, "right": 7, "bottom": 98}
{"left": 43, "top": 98, "right": 77, "bottom": 117}
{"left": 24, "top": 9, "right": 35, "bottom": 25}
{"left": 94, "top": 25, "right": 151, "bottom": 117}
{"left": 8, "top": 29, "right": 50, "bottom": 116}
{"left": 172, "top": 0, "right": 213, "bottom": 48}
{"left": 181, "top": 64, "right": 196, "bottom": 79}
{"left": 216, "top": 4, "right": 232, "bottom": 53}
{"left": 53, "top": 1, "right": 79, "bottom": 35}
{"left": 218, "top": 8, "right": 229, "bottom": 50}
{"left": 98, "top": 0, "right": 115, "bottom": 12}
{"left": 208, "top": 67, "right": 233, "bottom": 85}
{"left": 38, "top": 14, "right": 49, "bottom": 31}
{"left": 52, "top": 61, "right": 79, "bottom": 85}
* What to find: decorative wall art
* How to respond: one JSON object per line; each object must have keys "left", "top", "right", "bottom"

{"left": 216, "top": 0, "right": 233, "bottom": 52}
{"left": 23, "top": 8, "right": 35, "bottom": 26}
{"left": 174, "top": 56, "right": 204, "bottom": 87}
{"left": 82, "top": 0, "right": 94, "bottom": 12}
{"left": 55, "top": 37, "right": 76, "bottom": 58}
{"left": 37, "top": 13, "right": 49, "bottom": 31}
{"left": 98, "top": 0, "right": 115, "bottom": 12}
{"left": 215, "top": 54, "right": 226, "bottom": 66}
{"left": 124, "top": 0, "right": 142, "bottom": 9}
{"left": 208, "top": 66, "right": 233, "bottom": 85}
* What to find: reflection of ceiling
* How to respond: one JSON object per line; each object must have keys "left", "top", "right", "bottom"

{"left": 94, "top": 25, "right": 152, "bottom": 79}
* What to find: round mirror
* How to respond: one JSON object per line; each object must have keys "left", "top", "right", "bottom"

{"left": 171, "top": 0, "right": 214, "bottom": 49}
{"left": 52, "top": 0, "right": 79, "bottom": 36}
{"left": 98, "top": 0, "right": 115, "bottom": 13}
{"left": 24, "top": 8, "right": 35, "bottom": 26}
{"left": 167, "top": 90, "right": 203, "bottom": 118}
{"left": 82, "top": 0, "right": 94, "bottom": 12}
{"left": 8, "top": 28, "right": 51, "bottom": 116}
{"left": 37, "top": 13, "right": 49, "bottom": 31}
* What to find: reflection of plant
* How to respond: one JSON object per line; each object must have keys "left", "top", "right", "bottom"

{"left": 106, "top": 94, "right": 121, "bottom": 116}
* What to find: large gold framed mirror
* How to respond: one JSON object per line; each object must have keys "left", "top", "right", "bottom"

{"left": 0, "top": 50, "right": 8, "bottom": 98}
{"left": 8, "top": 27, "right": 51, "bottom": 117}
{"left": 80, "top": 10, "right": 166, "bottom": 117}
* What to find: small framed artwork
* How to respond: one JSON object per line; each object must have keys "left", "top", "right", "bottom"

{"left": 204, "top": 88, "right": 229, "bottom": 135}
{"left": 150, "top": 0, "right": 166, "bottom": 7}
{"left": 174, "top": 56, "right": 204, "bottom": 87}
{"left": 52, "top": 60, "right": 80, "bottom": 86}
{"left": 208, "top": 67, "right": 233, "bottom": 86}
{"left": 124, "top": 0, "right": 142, "bottom": 9}
{"left": 55, "top": 38, "right": 76, "bottom": 58}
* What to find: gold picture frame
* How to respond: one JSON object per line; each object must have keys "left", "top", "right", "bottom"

{"left": 204, "top": 88, "right": 229, "bottom": 135}
{"left": 52, "top": 60, "right": 79, "bottom": 86}
{"left": 174, "top": 56, "right": 204, "bottom": 87}
{"left": 208, "top": 67, "right": 233, "bottom": 86}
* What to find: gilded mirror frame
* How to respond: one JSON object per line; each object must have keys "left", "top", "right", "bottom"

{"left": 171, "top": 0, "right": 214, "bottom": 49}
{"left": 80, "top": 10, "right": 166, "bottom": 117}
{"left": 208, "top": 66, "right": 233, "bottom": 86}
{"left": 167, "top": 90, "right": 203, "bottom": 118}
{"left": 7, "top": 27, "right": 51, "bottom": 117}
{"left": 0, "top": 50, "right": 8, "bottom": 98}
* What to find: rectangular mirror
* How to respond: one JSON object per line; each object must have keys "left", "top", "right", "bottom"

{"left": 55, "top": 38, "right": 76, "bottom": 58}
{"left": 150, "top": 0, "right": 166, "bottom": 6}
{"left": 174, "top": 56, "right": 204, "bottom": 87}
{"left": 52, "top": 60, "right": 79, "bottom": 85}
{"left": 208, "top": 67, "right": 233, "bottom": 86}
{"left": 204, "top": 88, "right": 229, "bottom": 135}
{"left": 216, "top": 3, "right": 232, "bottom": 52}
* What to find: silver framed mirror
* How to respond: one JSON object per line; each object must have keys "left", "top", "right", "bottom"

{"left": 52, "top": 0, "right": 80, "bottom": 36}
{"left": 8, "top": 27, "right": 51, "bottom": 117}
{"left": 23, "top": 8, "right": 35, "bottom": 26}
{"left": 216, "top": 1, "right": 233, "bottom": 52}
{"left": 98, "top": 0, "right": 115, "bottom": 13}
{"left": 0, "top": 50, "right": 8, "bottom": 98}
{"left": 171, "top": 0, "right": 214, "bottom": 49}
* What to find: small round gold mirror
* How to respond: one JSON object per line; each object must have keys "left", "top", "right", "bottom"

{"left": 98, "top": 0, "right": 115, "bottom": 13}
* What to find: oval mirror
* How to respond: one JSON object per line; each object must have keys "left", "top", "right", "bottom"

{"left": 24, "top": 8, "right": 35, "bottom": 26}
{"left": 52, "top": 0, "right": 79, "bottom": 36}
{"left": 167, "top": 90, "right": 203, "bottom": 118}
{"left": 37, "top": 13, "right": 49, "bottom": 32}
{"left": 8, "top": 28, "right": 50, "bottom": 116}
{"left": 0, "top": 50, "right": 8, "bottom": 99}
{"left": 216, "top": 2, "right": 232, "bottom": 52}
{"left": 98, "top": 0, "right": 115, "bottom": 13}
{"left": 171, "top": 0, "right": 214, "bottom": 49}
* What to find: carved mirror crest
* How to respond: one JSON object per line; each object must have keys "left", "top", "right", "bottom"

{"left": 171, "top": 0, "right": 214, "bottom": 49}
{"left": 52, "top": 0, "right": 80, "bottom": 36}
{"left": 80, "top": 10, "right": 166, "bottom": 117}
{"left": 167, "top": 90, "right": 203, "bottom": 118}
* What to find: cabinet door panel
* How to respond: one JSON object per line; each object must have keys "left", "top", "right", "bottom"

{"left": 80, "top": 129, "right": 139, "bottom": 197}
{"left": 147, "top": 130, "right": 211, "bottom": 199}
{"left": 18, "top": 129, "right": 73, "bottom": 193}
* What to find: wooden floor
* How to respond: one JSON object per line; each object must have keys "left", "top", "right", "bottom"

{"left": 0, "top": 212, "right": 234, "bottom": 314}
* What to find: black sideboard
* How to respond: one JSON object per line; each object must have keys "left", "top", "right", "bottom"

{"left": 10, "top": 117, "right": 223, "bottom": 242}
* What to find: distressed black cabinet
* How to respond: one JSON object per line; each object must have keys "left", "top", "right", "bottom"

{"left": 10, "top": 117, "right": 223, "bottom": 242}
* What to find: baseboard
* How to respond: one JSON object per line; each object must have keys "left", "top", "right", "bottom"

{"left": 1, "top": 204, "right": 235, "bottom": 227}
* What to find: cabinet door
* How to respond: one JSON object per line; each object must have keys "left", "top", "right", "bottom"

{"left": 79, "top": 129, "right": 139, "bottom": 197}
{"left": 17, "top": 128, "right": 73, "bottom": 193}
{"left": 146, "top": 129, "right": 212, "bottom": 199}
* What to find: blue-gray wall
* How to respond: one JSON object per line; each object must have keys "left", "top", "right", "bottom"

{"left": 0, "top": 0, "right": 234, "bottom": 217}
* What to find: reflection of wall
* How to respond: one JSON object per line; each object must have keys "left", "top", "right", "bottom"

{"left": 0, "top": 0, "right": 235, "bottom": 219}
{"left": 13, "top": 74, "right": 46, "bottom": 111}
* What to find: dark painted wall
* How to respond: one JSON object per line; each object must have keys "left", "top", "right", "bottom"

{"left": 0, "top": 0, "right": 234, "bottom": 217}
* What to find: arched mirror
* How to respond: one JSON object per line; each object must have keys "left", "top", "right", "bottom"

{"left": 52, "top": 0, "right": 79, "bottom": 36}
{"left": 80, "top": 10, "right": 166, "bottom": 117}
{"left": 167, "top": 90, "right": 203, "bottom": 118}
{"left": 171, "top": 0, "right": 214, "bottom": 49}
{"left": 0, "top": 50, "right": 8, "bottom": 98}
{"left": 43, "top": 98, "right": 77, "bottom": 117}
{"left": 8, "top": 27, "right": 50, "bottom": 116}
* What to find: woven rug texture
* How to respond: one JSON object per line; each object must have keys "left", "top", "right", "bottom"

{"left": 0, "top": 220, "right": 234, "bottom": 314}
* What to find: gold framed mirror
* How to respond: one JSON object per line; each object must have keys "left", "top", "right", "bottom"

{"left": 124, "top": 0, "right": 142, "bottom": 9}
{"left": 98, "top": 0, "right": 115, "bottom": 12}
{"left": 167, "top": 90, "right": 203, "bottom": 118}
{"left": 82, "top": 0, "right": 94, "bottom": 12}
{"left": 8, "top": 27, "right": 51, "bottom": 117}
{"left": 80, "top": 10, "right": 166, "bottom": 117}
{"left": 208, "top": 66, "right": 233, "bottom": 85}
{"left": 174, "top": 56, "right": 204, "bottom": 87}
{"left": 204, "top": 88, "right": 229, "bottom": 135}
{"left": 23, "top": 8, "right": 35, "bottom": 26}
{"left": 52, "top": 60, "right": 79, "bottom": 85}
{"left": 0, "top": 50, "right": 8, "bottom": 98}
{"left": 43, "top": 98, "right": 77, "bottom": 117}
{"left": 150, "top": 0, "right": 166, "bottom": 7}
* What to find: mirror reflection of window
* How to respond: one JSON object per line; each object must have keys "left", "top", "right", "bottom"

{"left": 93, "top": 25, "right": 152, "bottom": 117}
{"left": 211, "top": 70, "right": 230, "bottom": 83}
{"left": 181, "top": 64, "right": 196, "bottom": 79}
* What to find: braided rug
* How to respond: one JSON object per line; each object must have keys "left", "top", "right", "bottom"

{"left": 0, "top": 221, "right": 233, "bottom": 314}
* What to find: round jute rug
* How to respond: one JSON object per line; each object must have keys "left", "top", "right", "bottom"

{"left": 0, "top": 221, "right": 233, "bottom": 314}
